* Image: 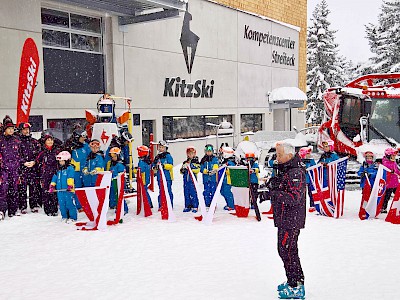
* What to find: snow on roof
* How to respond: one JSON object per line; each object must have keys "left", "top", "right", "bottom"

{"left": 268, "top": 87, "right": 307, "bottom": 102}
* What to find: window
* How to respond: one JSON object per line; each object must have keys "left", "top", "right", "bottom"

{"left": 240, "top": 114, "right": 263, "bottom": 133}
{"left": 163, "top": 115, "right": 233, "bottom": 140}
{"left": 41, "top": 8, "right": 105, "bottom": 94}
{"left": 47, "top": 118, "right": 87, "bottom": 141}
{"left": 28, "top": 115, "right": 44, "bottom": 132}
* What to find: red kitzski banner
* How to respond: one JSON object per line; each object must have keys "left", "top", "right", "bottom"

{"left": 17, "top": 38, "right": 39, "bottom": 125}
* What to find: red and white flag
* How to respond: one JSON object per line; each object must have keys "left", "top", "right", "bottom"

{"left": 17, "top": 38, "right": 39, "bottom": 125}
{"left": 136, "top": 168, "right": 152, "bottom": 217}
{"left": 158, "top": 163, "right": 176, "bottom": 222}
{"left": 108, "top": 172, "right": 126, "bottom": 225}
{"left": 359, "top": 176, "right": 371, "bottom": 220}
{"left": 365, "top": 164, "right": 390, "bottom": 219}
{"left": 75, "top": 171, "right": 112, "bottom": 231}
{"left": 386, "top": 187, "right": 400, "bottom": 224}
{"left": 203, "top": 168, "right": 226, "bottom": 225}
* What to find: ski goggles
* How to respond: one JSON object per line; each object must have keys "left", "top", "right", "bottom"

{"left": 89, "top": 140, "right": 101, "bottom": 147}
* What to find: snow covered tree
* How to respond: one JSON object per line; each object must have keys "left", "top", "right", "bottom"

{"left": 364, "top": 0, "right": 400, "bottom": 73}
{"left": 306, "top": 0, "right": 348, "bottom": 124}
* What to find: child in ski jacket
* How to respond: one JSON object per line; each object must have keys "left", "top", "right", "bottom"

{"left": 382, "top": 147, "right": 400, "bottom": 213}
{"left": 152, "top": 141, "right": 174, "bottom": 209}
{"left": 318, "top": 140, "right": 339, "bottom": 187}
{"left": 200, "top": 144, "right": 219, "bottom": 207}
{"left": 219, "top": 147, "right": 236, "bottom": 211}
{"left": 82, "top": 139, "right": 104, "bottom": 187}
{"left": 136, "top": 145, "right": 153, "bottom": 208}
{"left": 180, "top": 146, "right": 200, "bottom": 213}
{"left": 49, "top": 151, "right": 77, "bottom": 222}
{"left": 357, "top": 151, "right": 378, "bottom": 189}
{"left": 299, "top": 147, "right": 316, "bottom": 212}
{"left": 106, "top": 147, "right": 128, "bottom": 214}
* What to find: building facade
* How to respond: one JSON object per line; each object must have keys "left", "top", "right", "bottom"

{"left": 0, "top": 0, "right": 307, "bottom": 161}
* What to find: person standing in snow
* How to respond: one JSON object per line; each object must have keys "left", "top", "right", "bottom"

{"left": 262, "top": 141, "right": 306, "bottom": 299}
{"left": 0, "top": 118, "right": 22, "bottom": 220}
{"left": 245, "top": 152, "right": 259, "bottom": 209}
{"left": 49, "top": 151, "right": 77, "bottom": 223}
{"left": 36, "top": 134, "right": 61, "bottom": 216}
{"left": 82, "top": 139, "right": 104, "bottom": 187}
{"left": 136, "top": 145, "right": 153, "bottom": 209}
{"left": 357, "top": 150, "right": 378, "bottom": 189}
{"left": 318, "top": 139, "right": 339, "bottom": 187}
{"left": 381, "top": 147, "right": 400, "bottom": 213}
{"left": 106, "top": 147, "right": 128, "bottom": 214}
{"left": 17, "top": 122, "right": 41, "bottom": 213}
{"left": 152, "top": 140, "right": 174, "bottom": 210}
{"left": 180, "top": 146, "right": 200, "bottom": 213}
{"left": 299, "top": 147, "right": 316, "bottom": 213}
{"left": 200, "top": 144, "right": 219, "bottom": 208}
{"left": 219, "top": 146, "right": 236, "bottom": 211}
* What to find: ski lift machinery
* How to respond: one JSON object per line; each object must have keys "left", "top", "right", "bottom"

{"left": 318, "top": 73, "right": 400, "bottom": 159}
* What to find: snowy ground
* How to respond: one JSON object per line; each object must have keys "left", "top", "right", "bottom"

{"left": 1, "top": 165, "right": 399, "bottom": 300}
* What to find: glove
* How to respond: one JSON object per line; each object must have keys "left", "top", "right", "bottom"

{"left": 48, "top": 185, "right": 55, "bottom": 193}
{"left": 259, "top": 191, "right": 271, "bottom": 203}
{"left": 267, "top": 176, "right": 280, "bottom": 190}
{"left": 67, "top": 185, "right": 74, "bottom": 192}
{"left": 90, "top": 169, "right": 98, "bottom": 175}
{"left": 209, "top": 169, "right": 217, "bottom": 175}
{"left": 82, "top": 168, "right": 89, "bottom": 175}
{"left": 203, "top": 169, "right": 209, "bottom": 174}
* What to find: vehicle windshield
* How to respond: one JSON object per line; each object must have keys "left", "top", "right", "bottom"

{"left": 370, "top": 98, "right": 400, "bottom": 142}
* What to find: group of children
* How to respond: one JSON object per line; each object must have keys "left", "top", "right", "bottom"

{"left": 135, "top": 141, "right": 260, "bottom": 214}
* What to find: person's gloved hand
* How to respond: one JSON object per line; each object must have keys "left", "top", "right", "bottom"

{"left": 203, "top": 169, "right": 208, "bottom": 174}
{"left": 67, "top": 185, "right": 74, "bottom": 192}
{"left": 259, "top": 191, "right": 271, "bottom": 203}
{"left": 90, "top": 169, "right": 98, "bottom": 175}
{"left": 82, "top": 168, "right": 89, "bottom": 175}
{"left": 48, "top": 185, "right": 55, "bottom": 193}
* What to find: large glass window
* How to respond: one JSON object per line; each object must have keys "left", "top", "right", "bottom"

{"left": 339, "top": 97, "right": 362, "bottom": 140}
{"left": 41, "top": 8, "right": 105, "bottom": 93}
{"left": 240, "top": 114, "right": 263, "bottom": 133}
{"left": 370, "top": 98, "right": 400, "bottom": 142}
{"left": 47, "top": 118, "right": 87, "bottom": 141}
{"left": 163, "top": 115, "right": 233, "bottom": 140}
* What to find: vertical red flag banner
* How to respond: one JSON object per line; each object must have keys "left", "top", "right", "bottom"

{"left": 17, "top": 38, "right": 39, "bottom": 125}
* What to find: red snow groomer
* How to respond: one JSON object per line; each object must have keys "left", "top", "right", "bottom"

{"left": 318, "top": 73, "right": 400, "bottom": 158}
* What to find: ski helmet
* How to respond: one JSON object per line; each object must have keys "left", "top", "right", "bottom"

{"left": 204, "top": 144, "right": 214, "bottom": 152}
{"left": 121, "top": 131, "right": 134, "bottom": 143}
{"left": 384, "top": 147, "right": 398, "bottom": 157}
{"left": 72, "top": 129, "right": 87, "bottom": 141}
{"left": 222, "top": 147, "right": 235, "bottom": 159}
{"left": 137, "top": 145, "right": 150, "bottom": 157}
{"left": 363, "top": 150, "right": 375, "bottom": 159}
{"left": 158, "top": 140, "right": 169, "bottom": 147}
{"left": 186, "top": 146, "right": 196, "bottom": 155}
{"left": 299, "top": 147, "right": 312, "bottom": 159}
{"left": 18, "top": 122, "right": 31, "bottom": 130}
{"left": 109, "top": 147, "right": 121, "bottom": 155}
{"left": 245, "top": 152, "right": 255, "bottom": 159}
{"left": 56, "top": 151, "right": 71, "bottom": 161}
{"left": 322, "top": 139, "right": 334, "bottom": 152}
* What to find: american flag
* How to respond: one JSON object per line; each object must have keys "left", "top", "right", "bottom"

{"left": 328, "top": 157, "right": 348, "bottom": 219}
{"left": 307, "top": 164, "right": 335, "bottom": 217}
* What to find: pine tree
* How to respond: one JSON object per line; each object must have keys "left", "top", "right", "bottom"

{"left": 306, "top": 0, "right": 348, "bottom": 124}
{"left": 364, "top": 0, "right": 400, "bottom": 73}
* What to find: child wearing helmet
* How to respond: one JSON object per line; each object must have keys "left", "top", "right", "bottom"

{"left": 180, "top": 146, "right": 200, "bottom": 213}
{"left": 49, "top": 151, "right": 77, "bottom": 222}
{"left": 219, "top": 146, "right": 236, "bottom": 211}
{"left": 245, "top": 152, "right": 260, "bottom": 209}
{"left": 82, "top": 139, "right": 105, "bottom": 187}
{"left": 299, "top": 147, "right": 316, "bottom": 212}
{"left": 152, "top": 140, "right": 174, "bottom": 210}
{"left": 106, "top": 147, "right": 129, "bottom": 214}
{"left": 381, "top": 147, "right": 400, "bottom": 213}
{"left": 318, "top": 139, "right": 340, "bottom": 187}
{"left": 136, "top": 145, "right": 153, "bottom": 209}
{"left": 200, "top": 144, "right": 219, "bottom": 207}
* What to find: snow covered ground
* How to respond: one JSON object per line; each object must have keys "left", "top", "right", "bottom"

{"left": 1, "top": 165, "right": 399, "bottom": 300}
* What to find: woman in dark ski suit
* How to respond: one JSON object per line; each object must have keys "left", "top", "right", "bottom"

{"left": 36, "top": 135, "right": 61, "bottom": 216}
{"left": 263, "top": 142, "right": 306, "bottom": 299}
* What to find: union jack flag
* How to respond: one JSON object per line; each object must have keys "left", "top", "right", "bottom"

{"left": 328, "top": 157, "right": 348, "bottom": 218}
{"left": 307, "top": 164, "right": 335, "bottom": 217}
